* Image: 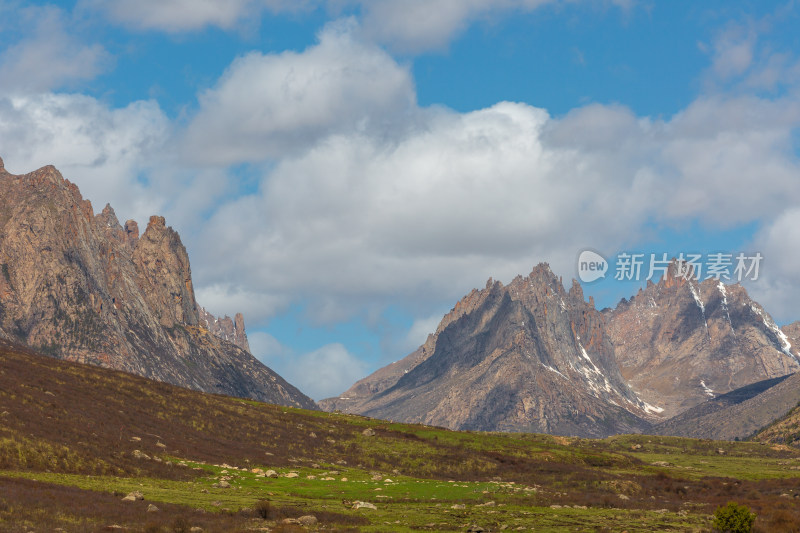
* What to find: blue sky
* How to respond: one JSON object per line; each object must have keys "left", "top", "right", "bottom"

{"left": 1, "top": 0, "right": 799, "bottom": 400}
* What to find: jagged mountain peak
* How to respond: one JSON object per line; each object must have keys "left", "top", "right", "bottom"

{"left": 323, "top": 256, "right": 799, "bottom": 436}
{"left": 605, "top": 263, "right": 799, "bottom": 418}
{"left": 0, "top": 157, "right": 315, "bottom": 409}
{"left": 322, "top": 263, "right": 651, "bottom": 437}
{"left": 97, "top": 203, "right": 121, "bottom": 229}
{"left": 199, "top": 308, "right": 251, "bottom": 353}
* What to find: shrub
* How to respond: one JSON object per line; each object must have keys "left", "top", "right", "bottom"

{"left": 254, "top": 499, "right": 271, "bottom": 520}
{"left": 171, "top": 517, "right": 190, "bottom": 533}
{"left": 713, "top": 502, "right": 756, "bottom": 533}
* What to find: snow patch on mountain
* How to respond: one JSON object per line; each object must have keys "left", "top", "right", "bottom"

{"left": 750, "top": 304, "right": 795, "bottom": 360}
{"left": 689, "top": 281, "right": 708, "bottom": 332}
{"left": 718, "top": 282, "right": 735, "bottom": 336}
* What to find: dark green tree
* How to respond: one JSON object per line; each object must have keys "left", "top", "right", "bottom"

{"left": 713, "top": 502, "right": 756, "bottom": 533}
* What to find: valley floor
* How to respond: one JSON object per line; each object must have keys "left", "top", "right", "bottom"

{"left": 2, "top": 429, "right": 800, "bottom": 532}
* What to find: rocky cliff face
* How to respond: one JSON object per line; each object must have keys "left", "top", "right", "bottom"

{"left": 322, "top": 264, "right": 653, "bottom": 437}
{"left": 604, "top": 261, "right": 799, "bottom": 419}
{"left": 0, "top": 157, "right": 315, "bottom": 409}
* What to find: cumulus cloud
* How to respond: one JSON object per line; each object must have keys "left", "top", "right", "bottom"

{"left": 2, "top": 17, "right": 797, "bottom": 335}
{"left": 354, "top": 0, "right": 626, "bottom": 53}
{"left": 701, "top": 11, "right": 800, "bottom": 95}
{"left": 402, "top": 312, "right": 446, "bottom": 352}
{"left": 0, "top": 93, "right": 169, "bottom": 224}
{"left": 248, "top": 331, "right": 292, "bottom": 360}
{"left": 656, "top": 96, "right": 800, "bottom": 225}
{"left": 82, "top": 0, "right": 627, "bottom": 53}
{"left": 183, "top": 20, "right": 415, "bottom": 165}
{"left": 748, "top": 208, "right": 800, "bottom": 325}
{"left": 82, "top": 0, "right": 309, "bottom": 33}
{"left": 188, "top": 71, "right": 800, "bottom": 327}
{"left": 2, "top": 6, "right": 799, "bottom": 362}
{"left": 193, "top": 102, "right": 598, "bottom": 314}
{"left": 707, "top": 24, "right": 756, "bottom": 82}
{"left": 251, "top": 340, "right": 368, "bottom": 400}
{"left": 0, "top": 5, "right": 111, "bottom": 92}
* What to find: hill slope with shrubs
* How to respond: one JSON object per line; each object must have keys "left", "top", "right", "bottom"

{"left": 2, "top": 338, "right": 800, "bottom": 532}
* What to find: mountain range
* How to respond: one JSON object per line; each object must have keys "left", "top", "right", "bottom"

{"left": 2, "top": 155, "right": 799, "bottom": 440}
{"left": 321, "top": 266, "right": 656, "bottom": 437}
{"left": 322, "top": 262, "right": 800, "bottom": 438}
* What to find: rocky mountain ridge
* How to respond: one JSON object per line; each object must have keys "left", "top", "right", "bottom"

{"left": 0, "top": 156, "right": 314, "bottom": 409}
{"left": 323, "top": 258, "right": 799, "bottom": 437}
{"left": 319, "top": 280, "right": 503, "bottom": 413}
{"left": 604, "top": 261, "right": 799, "bottom": 418}
{"left": 324, "top": 264, "right": 655, "bottom": 437}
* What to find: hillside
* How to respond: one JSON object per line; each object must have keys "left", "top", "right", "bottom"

{"left": 0, "top": 157, "right": 314, "bottom": 409}
{"left": 755, "top": 393, "right": 800, "bottom": 446}
{"left": 3, "top": 338, "right": 800, "bottom": 532}
{"left": 652, "top": 374, "right": 800, "bottom": 440}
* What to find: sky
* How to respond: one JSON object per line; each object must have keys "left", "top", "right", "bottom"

{"left": 1, "top": 0, "right": 799, "bottom": 401}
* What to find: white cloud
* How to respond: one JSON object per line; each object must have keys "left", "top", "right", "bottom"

{"left": 708, "top": 24, "right": 756, "bottom": 82}
{"left": 0, "top": 93, "right": 169, "bottom": 224}
{"left": 2, "top": 8, "right": 799, "bottom": 366}
{"left": 701, "top": 11, "right": 800, "bottom": 94}
{"left": 248, "top": 331, "right": 292, "bottom": 359}
{"left": 82, "top": 0, "right": 309, "bottom": 33}
{"left": 0, "top": 5, "right": 111, "bottom": 92}
{"left": 183, "top": 20, "right": 415, "bottom": 165}
{"left": 3, "top": 19, "right": 798, "bottom": 336}
{"left": 253, "top": 341, "right": 368, "bottom": 400}
{"left": 645, "top": 95, "right": 800, "bottom": 225}
{"left": 402, "top": 312, "right": 445, "bottom": 351}
{"left": 81, "top": 0, "right": 627, "bottom": 53}
{"left": 193, "top": 101, "right": 613, "bottom": 311}
{"left": 748, "top": 208, "right": 800, "bottom": 325}
{"left": 189, "top": 77, "right": 800, "bottom": 328}
{"left": 194, "top": 283, "right": 291, "bottom": 325}
{"left": 353, "top": 0, "right": 626, "bottom": 53}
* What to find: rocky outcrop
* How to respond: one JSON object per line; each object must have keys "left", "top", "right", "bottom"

{"left": 133, "top": 215, "right": 199, "bottom": 328}
{"left": 604, "top": 261, "right": 799, "bottom": 419}
{"left": 199, "top": 308, "right": 250, "bottom": 353}
{"left": 322, "top": 264, "right": 652, "bottom": 437}
{"left": 0, "top": 158, "right": 315, "bottom": 409}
